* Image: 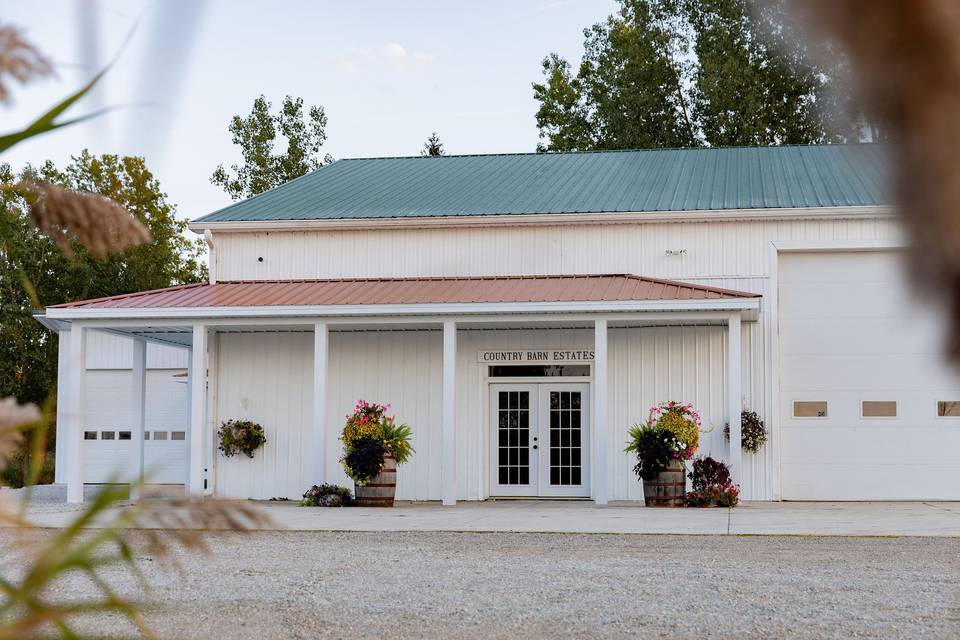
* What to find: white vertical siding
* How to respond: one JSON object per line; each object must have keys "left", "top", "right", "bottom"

{"left": 211, "top": 326, "right": 750, "bottom": 501}
{"left": 213, "top": 218, "right": 903, "bottom": 282}
{"left": 215, "top": 332, "right": 314, "bottom": 500}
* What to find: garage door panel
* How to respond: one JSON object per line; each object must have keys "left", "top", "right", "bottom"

{"left": 781, "top": 427, "right": 960, "bottom": 464}
{"left": 779, "top": 250, "right": 960, "bottom": 500}
{"left": 780, "top": 318, "right": 944, "bottom": 356}
{"left": 781, "top": 354, "right": 955, "bottom": 391}
{"left": 778, "top": 251, "right": 906, "bottom": 283}
{"left": 779, "top": 281, "right": 913, "bottom": 319}
{"left": 782, "top": 463, "right": 960, "bottom": 501}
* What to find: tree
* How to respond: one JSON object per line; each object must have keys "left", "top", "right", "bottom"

{"left": 0, "top": 151, "right": 205, "bottom": 482}
{"left": 211, "top": 95, "right": 331, "bottom": 200}
{"left": 534, "top": 0, "right": 694, "bottom": 151}
{"left": 688, "top": 0, "right": 858, "bottom": 146}
{"left": 532, "top": 0, "right": 860, "bottom": 151}
{"left": 421, "top": 132, "right": 446, "bottom": 156}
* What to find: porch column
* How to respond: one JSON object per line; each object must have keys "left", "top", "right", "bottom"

{"left": 129, "top": 338, "right": 147, "bottom": 500}
{"left": 188, "top": 324, "right": 207, "bottom": 496}
{"left": 312, "top": 321, "right": 329, "bottom": 485}
{"left": 594, "top": 319, "right": 609, "bottom": 506}
{"left": 727, "top": 312, "right": 743, "bottom": 485}
{"left": 441, "top": 320, "right": 456, "bottom": 505}
{"left": 66, "top": 324, "right": 86, "bottom": 504}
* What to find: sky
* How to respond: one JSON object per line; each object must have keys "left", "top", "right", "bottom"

{"left": 2, "top": 0, "right": 619, "bottom": 222}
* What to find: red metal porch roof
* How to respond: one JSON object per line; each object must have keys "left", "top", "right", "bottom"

{"left": 50, "top": 274, "right": 759, "bottom": 310}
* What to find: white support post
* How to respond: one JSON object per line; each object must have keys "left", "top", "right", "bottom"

{"left": 54, "top": 329, "right": 71, "bottom": 484}
{"left": 441, "top": 320, "right": 457, "bottom": 506}
{"left": 129, "top": 338, "right": 147, "bottom": 500}
{"left": 66, "top": 324, "right": 86, "bottom": 504}
{"left": 188, "top": 324, "right": 207, "bottom": 496}
{"left": 312, "top": 321, "right": 329, "bottom": 485}
{"left": 728, "top": 312, "right": 743, "bottom": 486}
{"left": 594, "top": 319, "right": 609, "bottom": 506}
{"left": 205, "top": 334, "right": 218, "bottom": 496}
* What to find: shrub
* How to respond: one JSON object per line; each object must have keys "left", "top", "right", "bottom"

{"left": 300, "top": 483, "right": 355, "bottom": 507}
{"left": 724, "top": 410, "right": 768, "bottom": 453}
{"left": 689, "top": 456, "right": 732, "bottom": 492}
{"left": 343, "top": 437, "right": 388, "bottom": 485}
{"left": 625, "top": 424, "right": 686, "bottom": 481}
{"left": 685, "top": 456, "right": 739, "bottom": 507}
{"left": 217, "top": 419, "right": 266, "bottom": 458}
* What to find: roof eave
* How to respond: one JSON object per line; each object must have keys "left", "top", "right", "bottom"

{"left": 45, "top": 297, "right": 761, "bottom": 323}
{"left": 186, "top": 205, "right": 894, "bottom": 233}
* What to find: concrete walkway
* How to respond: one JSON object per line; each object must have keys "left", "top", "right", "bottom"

{"left": 11, "top": 498, "right": 960, "bottom": 536}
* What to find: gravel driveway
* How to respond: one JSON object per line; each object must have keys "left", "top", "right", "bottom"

{"left": 3, "top": 530, "right": 959, "bottom": 639}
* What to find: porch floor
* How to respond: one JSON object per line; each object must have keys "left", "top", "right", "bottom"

{"left": 10, "top": 492, "right": 960, "bottom": 536}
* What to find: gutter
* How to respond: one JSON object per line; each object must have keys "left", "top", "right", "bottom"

{"left": 187, "top": 206, "right": 895, "bottom": 234}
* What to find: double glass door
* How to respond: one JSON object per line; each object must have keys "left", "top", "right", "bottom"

{"left": 489, "top": 383, "right": 590, "bottom": 497}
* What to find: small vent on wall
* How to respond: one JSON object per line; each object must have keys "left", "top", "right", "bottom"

{"left": 665, "top": 249, "right": 687, "bottom": 256}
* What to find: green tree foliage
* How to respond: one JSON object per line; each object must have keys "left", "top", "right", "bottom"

{"left": 421, "top": 132, "right": 446, "bottom": 156}
{"left": 0, "top": 151, "right": 205, "bottom": 483}
{"left": 533, "top": 0, "right": 860, "bottom": 151}
{"left": 211, "top": 95, "right": 331, "bottom": 200}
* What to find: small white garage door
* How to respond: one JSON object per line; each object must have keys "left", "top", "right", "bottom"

{"left": 779, "top": 250, "right": 960, "bottom": 500}
{"left": 83, "top": 369, "right": 188, "bottom": 484}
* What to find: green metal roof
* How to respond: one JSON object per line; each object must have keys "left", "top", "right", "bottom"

{"left": 194, "top": 144, "right": 889, "bottom": 223}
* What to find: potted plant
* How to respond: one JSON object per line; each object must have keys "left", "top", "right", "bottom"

{"left": 339, "top": 400, "right": 414, "bottom": 507}
{"left": 625, "top": 401, "right": 701, "bottom": 506}
{"left": 217, "top": 419, "right": 267, "bottom": 458}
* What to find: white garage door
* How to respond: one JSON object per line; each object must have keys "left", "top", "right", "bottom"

{"left": 779, "top": 250, "right": 960, "bottom": 500}
{"left": 83, "top": 369, "right": 188, "bottom": 484}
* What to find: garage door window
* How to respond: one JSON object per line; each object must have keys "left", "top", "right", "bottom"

{"left": 154, "top": 431, "right": 167, "bottom": 441}
{"left": 938, "top": 401, "right": 960, "bottom": 417}
{"left": 84, "top": 431, "right": 97, "bottom": 440}
{"left": 171, "top": 431, "right": 186, "bottom": 441}
{"left": 118, "top": 431, "right": 132, "bottom": 440}
{"left": 862, "top": 401, "right": 897, "bottom": 418}
{"left": 101, "top": 431, "right": 115, "bottom": 440}
{"left": 793, "top": 401, "right": 827, "bottom": 418}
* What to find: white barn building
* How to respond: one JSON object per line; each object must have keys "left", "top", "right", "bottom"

{"left": 38, "top": 145, "right": 960, "bottom": 504}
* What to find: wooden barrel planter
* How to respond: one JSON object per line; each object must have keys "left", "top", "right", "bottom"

{"left": 354, "top": 456, "right": 397, "bottom": 507}
{"left": 643, "top": 459, "right": 686, "bottom": 507}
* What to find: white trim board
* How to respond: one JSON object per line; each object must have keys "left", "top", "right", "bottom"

{"left": 188, "top": 206, "right": 893, "bottom": 233}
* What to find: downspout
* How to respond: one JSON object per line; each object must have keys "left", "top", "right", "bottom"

{"left": 203, "top": 229, "right": 217, "bottom": 285}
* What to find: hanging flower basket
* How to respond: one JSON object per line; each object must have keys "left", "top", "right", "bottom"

{"left": 218, "top": 419, "right": 266, "bottom": 458}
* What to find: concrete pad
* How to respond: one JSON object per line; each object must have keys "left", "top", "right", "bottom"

{"left": 8, "top": 498, "right": 960, "bottom": 536}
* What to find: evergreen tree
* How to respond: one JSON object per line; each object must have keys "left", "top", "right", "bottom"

{"left": 421, "top": 132, "right": 446, "bottom": 156}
